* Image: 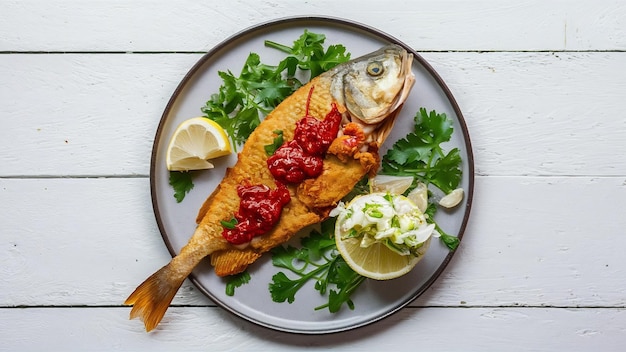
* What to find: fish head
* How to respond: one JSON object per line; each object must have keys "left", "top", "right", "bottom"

{"left": 330, "top": 44, "right": 415, "bottom": 144}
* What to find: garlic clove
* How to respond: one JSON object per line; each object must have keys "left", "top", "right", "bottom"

{"left": 439, "top": 188, "right": 464, "bottom": 209}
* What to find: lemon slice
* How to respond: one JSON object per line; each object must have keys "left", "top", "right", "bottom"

{"left": 334, "top": 193, "right": 433, "bottom": 280}
{"left": 165, "top": 117, "right": 232, "bottom": 171}
{"left": 336, "top": 236, "right": 430, "bottom": 280}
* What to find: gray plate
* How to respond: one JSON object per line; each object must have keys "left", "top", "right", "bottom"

{"left": 150, "top": 16, "right": 474, "bottom": 334}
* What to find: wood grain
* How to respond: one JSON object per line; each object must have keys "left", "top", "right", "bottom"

{"left": 1, "top": 52, "right": 624, "bottom": 177}
{"left": 2, "top": 176, "right": 624, "bottom": 307}
{"left": 1, "top": 307, "right": 624, "bottom": 351}
{"left": 2, "top": 0, "right": 625, "bottom": 52}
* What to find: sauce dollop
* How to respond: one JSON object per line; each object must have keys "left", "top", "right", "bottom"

{"left": 266, "top": 140, "right": 323, "bottom": 184}
{"left": 222, "top": 183, "right": 291, "bottom": 245}
{"left": 267, "top": 103, "right": 342, "bottom": 184}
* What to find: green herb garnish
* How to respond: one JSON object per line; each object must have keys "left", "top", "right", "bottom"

{"left": 202, "top": 30, "right": 350, "bottom": 150}
{"left": 220, "top": 217, "right": 238, "bottom": 229}
{"left": 264, "top": 130, "right": 284, "bottom": 156}
{"left": 169, "top": 171, "right": 195, "bottom": 203}
{"left": 381, "top": 108, "right": 462, "bottom": 194}
{"left": 264, "top": 29, "right": 351, "bottom": 79}
{"left": 268, "top": 218, "right": 366, "bottom": 312}
{"left": 223, "top": 107, "right": 464, "bottom": 305}
{"left": 225, "top": 271, "right": 251, "bottom": 296}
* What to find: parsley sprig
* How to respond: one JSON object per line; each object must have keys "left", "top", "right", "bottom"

{"left": 264, "top": 30, "right": 351, "bottom": 79}
{"left": 225, "top": 271, "right": 251, "bottom": 296}
{"left": 381, "top": 108, "right": 462, "bottom": 194}
{"left": 168, "top": 170, "right": 195, "bottom": 203}
{"left": 269, "top": 219, "right": 366, "bottom": 312}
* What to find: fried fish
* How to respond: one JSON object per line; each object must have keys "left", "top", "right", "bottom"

{"left": 125, "top": 44, "right": 415, "bottom": 331}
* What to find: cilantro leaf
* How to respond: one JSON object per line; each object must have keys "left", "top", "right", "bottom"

{"left": 416, "top": 107, "right": 454, "bottom": 147}
{"left": 438, "top": 230, "right": 461, "bottom": 251}
{"left": 269, "top": 272, "right": 304, "bottom": 304}
{"left": 225, "top": 271, "right": 251, "bottom": 296}
{"left": 270, "top": 245, "right": 309, "bottom": 272}
{"left": 429, "top": 148, "right": 462, "bottom": 194}
{"left": 169, "top": 171, "right": 194, "bottom": 203}
{"left": 300, "top": 228, "right": 336, "bottom": 260}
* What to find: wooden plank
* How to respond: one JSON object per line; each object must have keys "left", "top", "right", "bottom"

{"left": 1, "top": 52, "right": 625, "bottom": 177}
{"left": 0, "top": 53, "right": 199, "bottom": 176}
{"left": 2, "top": 176, "right": 625, "bottom": 307}
{"left": 1, "top": 306, "right": 624, "bottom": 351}
{"left": 421, "top": 51, "right": 626, "bottom": 177}
{"left": 1, "top": 1, "right": 625, "bottom": 51}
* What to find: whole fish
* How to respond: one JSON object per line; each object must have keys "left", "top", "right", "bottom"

{"left": 125, "top": 44, "right": 415, "bottom": 331}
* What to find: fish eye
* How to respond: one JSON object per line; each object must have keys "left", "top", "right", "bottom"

{"left": 366, "top": 61, "right": 384, "bottom": 76}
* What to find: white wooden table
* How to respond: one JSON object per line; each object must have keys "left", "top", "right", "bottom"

{"left": 2, "top": 1, "right": 625, "bottom": 350}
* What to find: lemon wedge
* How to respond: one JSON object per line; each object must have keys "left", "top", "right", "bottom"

{"left": 334, "top": 193, "right": 433, "bottom": 280}
{"left": 369, "top": 175, "right": 414, "bottom": 194}
{"left": 165, "top": 117, "right": 232, "bottom": 171}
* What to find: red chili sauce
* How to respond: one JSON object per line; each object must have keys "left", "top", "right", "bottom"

{"left": 222, "top": 87, "right": 342, "bottom": 245}
{"left": 222, "top": 183, "right": 291, "bottom": 245}
{"left": 267, "top": 103, "right": 342, "bottom": 184}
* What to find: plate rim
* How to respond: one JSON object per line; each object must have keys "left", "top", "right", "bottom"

{"left": 149, "top": 15, "right": 475, "bottom": 334}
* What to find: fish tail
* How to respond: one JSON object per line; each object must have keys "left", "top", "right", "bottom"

{"left": 124, "top": 262, "right": 185, "bottom": 332}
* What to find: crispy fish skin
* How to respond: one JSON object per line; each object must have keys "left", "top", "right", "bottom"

{"left": 199, "top": 78, "right": 333, "bottom": 276}
{"left": 125, "top": 45, "right": 415, "bottom": 331}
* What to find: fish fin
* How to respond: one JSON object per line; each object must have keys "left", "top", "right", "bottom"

{"left": 124, "top": 263, "right": 185, "bottom": 332}
{"left": 211, "top": 249, "right": 262, "bottom": 277}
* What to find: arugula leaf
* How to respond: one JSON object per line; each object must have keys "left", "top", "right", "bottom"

{"left": 225, "top": 271, "right": 251, "bottom": 296}
{"left": 169, "top": 171, "right": 194, "bottom": 203}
